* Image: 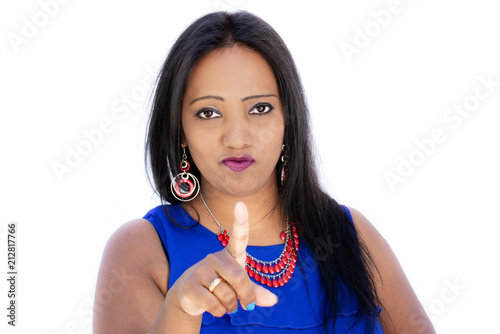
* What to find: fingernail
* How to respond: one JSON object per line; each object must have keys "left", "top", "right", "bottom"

{"left": 246, "top": 302, "right": 255, "bottom": 311}
{"left": 227, "top": 308, "right": 238, "bottom": 315}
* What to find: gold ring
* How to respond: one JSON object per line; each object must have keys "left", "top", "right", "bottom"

{"left": 208, "top": 277, "right": 224, "bottom": 292}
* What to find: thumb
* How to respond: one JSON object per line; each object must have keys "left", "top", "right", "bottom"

{"left": 226, "top": 202, "right": 249, "bottom": 266}
{"left": 253, "top": 283, "right": 279, "bottom": 307}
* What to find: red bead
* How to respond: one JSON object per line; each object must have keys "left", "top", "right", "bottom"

{"left": 179, "top": 161, "right": 191, "bottom": 172}
{"left": 214, "top": 220, "right": 300, "bottom": 290}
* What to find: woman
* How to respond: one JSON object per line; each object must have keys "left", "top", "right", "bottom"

{"left": 93, "top": 10, "right": 435, "bottom": 333}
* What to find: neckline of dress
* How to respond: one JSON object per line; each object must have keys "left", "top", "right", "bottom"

{"left": 174, "top": 203, "right": 286, "bottom": 249}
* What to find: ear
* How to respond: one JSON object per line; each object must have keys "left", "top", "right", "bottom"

{"left": 181, "top": 130, "right": 187, "bottom": 148}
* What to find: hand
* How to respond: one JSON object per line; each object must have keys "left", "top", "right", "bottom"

{"left": 169, "top": 202, "right": 279, "bottom": 318}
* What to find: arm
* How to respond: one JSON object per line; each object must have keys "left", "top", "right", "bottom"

{"left": 348, "top": 207, "right": 436, "bottom": 334}
{"left": 92, "top": 218, "right": 174, "bottom": 332}
{"left": 93, "top": 203, "right": 277, "bottom": 333}
{"left": 93, "top": 218, "right": 204, "bottom": 333}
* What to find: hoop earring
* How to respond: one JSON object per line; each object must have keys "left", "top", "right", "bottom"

{"left": 280, "top": 144, "right": 287, "bottom": 187}
{"left": 170, "top": 147, "right": 200, "bottom": 202}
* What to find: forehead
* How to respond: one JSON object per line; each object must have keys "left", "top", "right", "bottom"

{"left": 184, "top": 45, "right": 279, "bottom": 98}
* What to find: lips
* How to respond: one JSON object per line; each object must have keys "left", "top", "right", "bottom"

{"left": 221, "top": 155, "right": 255, "bottom": 172}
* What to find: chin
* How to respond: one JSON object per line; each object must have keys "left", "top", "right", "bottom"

{"left": 204, "top": 169, "right": 277, "bottom": 197}
{"left": 221, "top": 181, "right": 261, "bottom": 197}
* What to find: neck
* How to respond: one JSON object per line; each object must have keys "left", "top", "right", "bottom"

{"left": 183, "top": 178, "right": 285, "bottom": 246}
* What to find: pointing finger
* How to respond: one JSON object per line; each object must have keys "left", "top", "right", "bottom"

{"left": 226, "top": 202, "right": 249, "bottom": 266}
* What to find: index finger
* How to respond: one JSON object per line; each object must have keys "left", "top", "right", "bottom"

{"left": 226, "top": 202, "right": 249, "bottom": 266}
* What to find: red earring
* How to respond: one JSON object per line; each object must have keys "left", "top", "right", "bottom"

{"left": 170, "top": 147, "right": 200, "bottom": 201}
{"left": 280, "top": 144, "right": 287, "bottom": 187}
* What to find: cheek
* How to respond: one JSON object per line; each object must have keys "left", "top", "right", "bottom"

{"left": 187, "top": 146, "right": 215, "bottom": 181}
{"left": 254, "top": 117, "right": 284, "bottom": 149}
{"left": 182, "top": 115, "right": 206, "bottom": 148}
{"left": 184, "top": 130, "right": 218, "bottom": 170}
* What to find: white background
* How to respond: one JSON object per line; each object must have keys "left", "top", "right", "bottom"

{"left": 1, "top": 0, "right": 499, "bottom": 333}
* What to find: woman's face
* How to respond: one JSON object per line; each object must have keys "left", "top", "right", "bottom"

{"left": 181, "top": 45, "right": 285, "bottom": 198}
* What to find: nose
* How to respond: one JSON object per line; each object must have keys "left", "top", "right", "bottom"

{"left": 221, "top": 112, "right": 252, "bottom": 149}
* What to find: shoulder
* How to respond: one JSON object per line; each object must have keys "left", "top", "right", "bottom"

{"left": 93, "top": 217, "right": 169, "bottom": 333}
{"left": 101, "top": 217, "right": 169, "bottom": 291}
{"left": 343, "top": 206, "right": 394, "bottom": 289}
{"left": 344, "top": 206, "right": 436, "bottom": 334}
{"left": 143, "top": 203, "right": 195, "bottom": 230}
{"left": 344, "top": 207, "right": 389, "bottom": 251}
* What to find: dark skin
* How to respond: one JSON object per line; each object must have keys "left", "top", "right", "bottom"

{"left": 93, "top": 46, "right": 435, "bottom": 333}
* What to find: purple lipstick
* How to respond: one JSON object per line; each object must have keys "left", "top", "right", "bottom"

{"left": 222, "top": 155, "right": 255, "bottom": 172}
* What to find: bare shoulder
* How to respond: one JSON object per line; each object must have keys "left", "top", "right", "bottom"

{"left": 345, "top": 207, "right": 388, "bottom": 251}
{"left": 93, "top": 218, "right": 169, "bottom": 333}
{"left": 101, "top": 218, "right": 168, "bottom": 285}
{"left": 346, "top": 207, "right": 436, "bottom": 334}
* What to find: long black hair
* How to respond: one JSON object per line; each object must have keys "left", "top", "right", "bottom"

{"left": 145, "top": 10, "right": 384, "bottom": 333}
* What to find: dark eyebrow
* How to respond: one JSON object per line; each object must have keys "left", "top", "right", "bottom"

{"left": 189, "top": 95, "right": 224, "bottom": 105}
{"left": 189, "top": 94, "right": 278, "bottom": 105}
{"left": 241, "top": 94, "right": 278, "bottom": 102}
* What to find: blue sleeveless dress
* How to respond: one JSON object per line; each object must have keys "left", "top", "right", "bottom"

{"left": 143, "top": 203, "right": 383, "bottom": 333}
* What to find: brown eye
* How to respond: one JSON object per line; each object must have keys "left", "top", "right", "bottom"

{"left": 196, "top": 108, "right": 221, "bottom": 119}
{"left": 256, "top": 105, "right": 267, "bottom": 112}
{"left": 249, "top": 103, "right": 273, "bottom": 115}
{"left": 202, "top": 110, "right": 213, "bottom": 118}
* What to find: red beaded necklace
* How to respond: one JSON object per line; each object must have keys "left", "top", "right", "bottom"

{"left": 200, "top": 193, "right": 299, "bottom": 288}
